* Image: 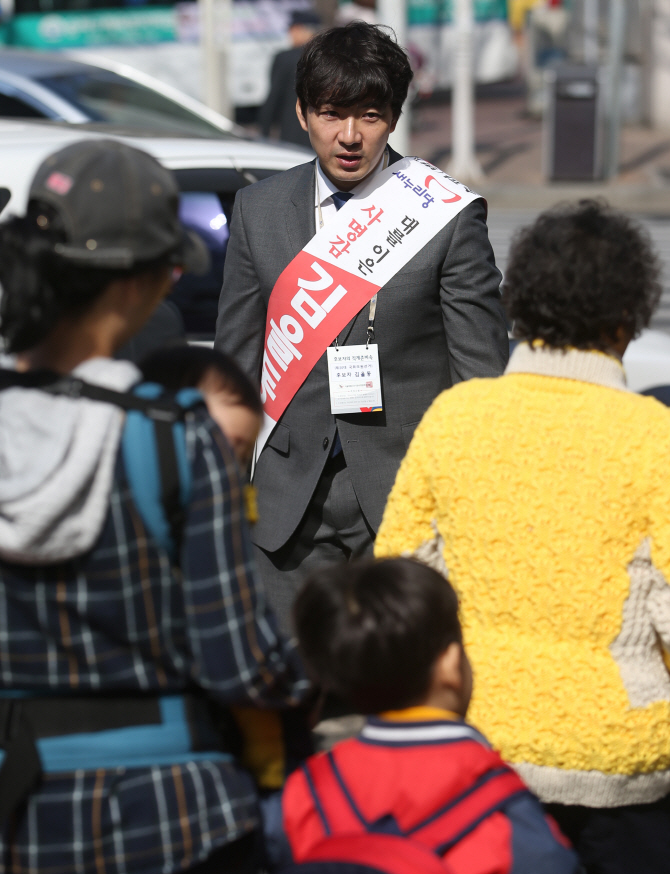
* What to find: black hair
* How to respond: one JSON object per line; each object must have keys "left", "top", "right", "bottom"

{"left": 503, "top": 199, "right": 662, "bottom": 350}
{"left": 293, "top": 557, "right": 461, "bottom": 713}
{"left": 140, "top": 345, "right": 262, "bottom": 415}
{"left": 295, "top": 21, "right": 413, "bottom": 120}
{"left": 0, "top": 201, "right": 172, "bottom": 354}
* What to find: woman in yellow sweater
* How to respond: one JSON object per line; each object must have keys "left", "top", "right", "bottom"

{"left": 376, "top": 200, "right": 670, "bottom": 874}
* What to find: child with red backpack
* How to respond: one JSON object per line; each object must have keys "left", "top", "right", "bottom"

{"left": 282, "top": 558, "right": 581, "bottom": 874}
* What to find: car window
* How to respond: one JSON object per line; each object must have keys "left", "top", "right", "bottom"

{"left": 169, "top": 191, "right": 235, "bottom": 338}
{"left": 0, "top": 92, "right": 45, "bottom": 119}
{"left": 37, "top": 71, "right": 232, "bottom": 138}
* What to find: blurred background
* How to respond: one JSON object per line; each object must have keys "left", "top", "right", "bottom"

{"left": 5, "top": 0, "right": 670, "bottom": 344}
{"left": 2, "top": 2, "right": 668, "bottom": 204}
{"left": 0, "top": 2, "right": 657, "bottom": 145}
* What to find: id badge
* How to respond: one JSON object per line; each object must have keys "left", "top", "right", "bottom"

{"left": 327, "top": 344, "right": 383, "bottom": 414}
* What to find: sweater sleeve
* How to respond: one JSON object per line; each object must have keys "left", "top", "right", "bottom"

{"left": 375, "top": 396, "right": 443, "bottom": 562}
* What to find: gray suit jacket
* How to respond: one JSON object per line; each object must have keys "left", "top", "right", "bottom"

{"left": 215, "top": 150, "right": 509, "bottom": 552}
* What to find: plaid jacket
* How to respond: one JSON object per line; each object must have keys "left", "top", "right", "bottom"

{"left": 0, "top": 406, "right": 308, "bottom": 874}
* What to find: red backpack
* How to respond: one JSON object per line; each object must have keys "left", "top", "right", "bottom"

{"left": 281, "top": 833, "right": 456, "bottom": 874}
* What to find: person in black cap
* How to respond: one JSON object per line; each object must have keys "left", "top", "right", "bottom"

{"left": 0, "top": 139, "right": 309, "bottom": 874}
{"left": 258, "top": 9, "right": 321, "bottom": 148}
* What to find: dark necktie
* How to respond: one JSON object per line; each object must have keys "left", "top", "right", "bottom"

{"left": 331, "top": 190, "right": 353, "bottom": 211}
{"left": 328, "top": 191, "right": 353, "bottom": 457}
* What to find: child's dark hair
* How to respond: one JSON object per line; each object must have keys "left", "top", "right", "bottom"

{"left": 140, "top": 345, "right": 262, "bottom": 415}
{"left": 294, "top": 558, "right": 461, "bottom": 713}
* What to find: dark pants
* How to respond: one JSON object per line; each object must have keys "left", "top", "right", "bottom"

{"left": 187, "top": 831, "right": 259, "bottom": 874}
{"left": 254, "top": 453, "right": 375, "bottom": 635}
{"left": 545, "top": 794, "right": 670, "bottom": 874}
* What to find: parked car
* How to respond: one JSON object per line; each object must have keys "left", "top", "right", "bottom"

{"left": 0, "top": 49, "right": 241, "bottom": 138}
{"left": 624, "top": 329, "right": 670, "bottom": 395}
{"left": 0, "top": 118, "right": 309, "bottom": 340}
{"left": 1, "top": 117, "right": 670, "bottom": 393}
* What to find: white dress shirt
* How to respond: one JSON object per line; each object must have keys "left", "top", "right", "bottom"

{"left": 314, "top": 150, "right": 388, "bottom": 230}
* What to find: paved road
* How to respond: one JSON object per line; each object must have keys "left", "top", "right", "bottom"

{"left": 487, "top": 210, "right": 670, "bottom": 335}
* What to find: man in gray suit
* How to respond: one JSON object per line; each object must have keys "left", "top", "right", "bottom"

{"left": 215, "top": 22, "right": 508, "bottom": 633}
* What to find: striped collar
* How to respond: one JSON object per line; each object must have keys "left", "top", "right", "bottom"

{"left": 361, "top": 716, "right": 488, "bottom": 747}
{"left": 505, "top": 342, "right": 628, "bottom": 392}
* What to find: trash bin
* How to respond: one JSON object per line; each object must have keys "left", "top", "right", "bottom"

{"left": 545, "top": 64, "right": 601, "bottom": 181}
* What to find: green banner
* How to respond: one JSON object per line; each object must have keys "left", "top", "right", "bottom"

{"left": 408, "top": 0, "right": 509, "bottom": 26}
{"left": 6, "top": 7, "right": 176, "bottom": 49}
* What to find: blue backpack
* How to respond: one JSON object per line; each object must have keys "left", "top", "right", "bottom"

{"left": 120, "top": 381, "right": 203, "bottom": 561}
{"left": 0, "top": 368, "right": 217, "bottom": 825}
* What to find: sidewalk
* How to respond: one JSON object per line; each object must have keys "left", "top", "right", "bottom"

{"left": 411, "top": 79, "right": 670, "bottom": 215}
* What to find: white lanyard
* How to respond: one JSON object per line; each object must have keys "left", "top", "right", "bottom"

{"left": 316, "top": 150, "right": 388, "bottom": 348}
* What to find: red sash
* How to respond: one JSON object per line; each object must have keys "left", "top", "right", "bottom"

{"left": 256, "top": 158, "right": 480, "bottom": 456}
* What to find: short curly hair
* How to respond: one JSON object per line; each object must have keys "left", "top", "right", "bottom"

{"left": 502, "top": 200, "right": 662, "bottom": 350}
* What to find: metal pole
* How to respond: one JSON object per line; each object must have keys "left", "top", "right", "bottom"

{"left": 201, "top": 0, "right": 220, "bottom": 111}
{"left": 448, "top": 0, "right": 482, "bottom": 182}
{"left": 217, "top": 0, "right": 233, "bottom": 120}
{"left": 604, "top": 0, "right": 626, "bottom": 179}
{"left": 583, "top": 0, "right": 599, "bottom": 65}
{"left": 377, "top": 0, "right": 411, "bottom": 155}
{"left": 200, "top": 0, "right": 232, "bottom": 119}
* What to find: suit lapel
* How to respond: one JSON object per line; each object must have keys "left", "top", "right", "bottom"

{"left": 286, "top": 149, "right": 404, "bottom": 344}
{"left": 338, "top": 304, "right": 363, "bottom": 346}
{"left": 287, "top": 160, "right": 317, "bottom": 256}
{"left": 387, "top": 146, "right": 403, "bottom": 166}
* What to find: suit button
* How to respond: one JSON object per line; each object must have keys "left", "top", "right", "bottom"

{"left": 323, "top": 437, "right": 329, "bottom": 450}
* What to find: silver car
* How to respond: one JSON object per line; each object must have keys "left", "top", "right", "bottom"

{"left": 0, "top": 118, "right": 308, "bottom": 340}
{"left": 0, "top": 48, "right": 239, "bottom": 138}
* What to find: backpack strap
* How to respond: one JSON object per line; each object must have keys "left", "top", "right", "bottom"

{"left": 0, "top": 368, "right": 204, "bottom": 562}
{"left": 303, "top": 752, "right": 371, "bottom": 837}
{"left": 409, "top": 766, "right": 529, "bottom": 854}
{"left": 122, "top": 383, "right": 202, "bottom": 561}
{"left": 0, "top": 368, "right": 185, "bottom": 419}
{"left": 295, "top": 834, "right": 457, "bottom": 874}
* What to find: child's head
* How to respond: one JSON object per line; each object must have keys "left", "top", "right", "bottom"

{"left": 140, "top": 345, "right": 262, "bottom": 469}
{"left": 294, "top": 558, "right": 471, "bottom": 716}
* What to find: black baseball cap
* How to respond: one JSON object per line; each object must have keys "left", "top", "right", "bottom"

{"left": 30, "top": 138, "right": 209, "bottom": 274}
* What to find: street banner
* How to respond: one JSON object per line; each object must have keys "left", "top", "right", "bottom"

{"left": 256, "top": 156, "right": 481, "bottom": 458}
{"left": 6, "top": 8, "right": 176, "bottom": 49}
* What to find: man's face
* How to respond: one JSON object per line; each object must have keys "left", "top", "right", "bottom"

{"left": 296, "top": 100, "right": 397, "bottom": 191}
{"left": 288, "top": 23, "right": 316, "bottom": 48}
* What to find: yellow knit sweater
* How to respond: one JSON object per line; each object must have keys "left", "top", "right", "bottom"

{"left": 376, "top": 344, "right": 670, "bottom": 807}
